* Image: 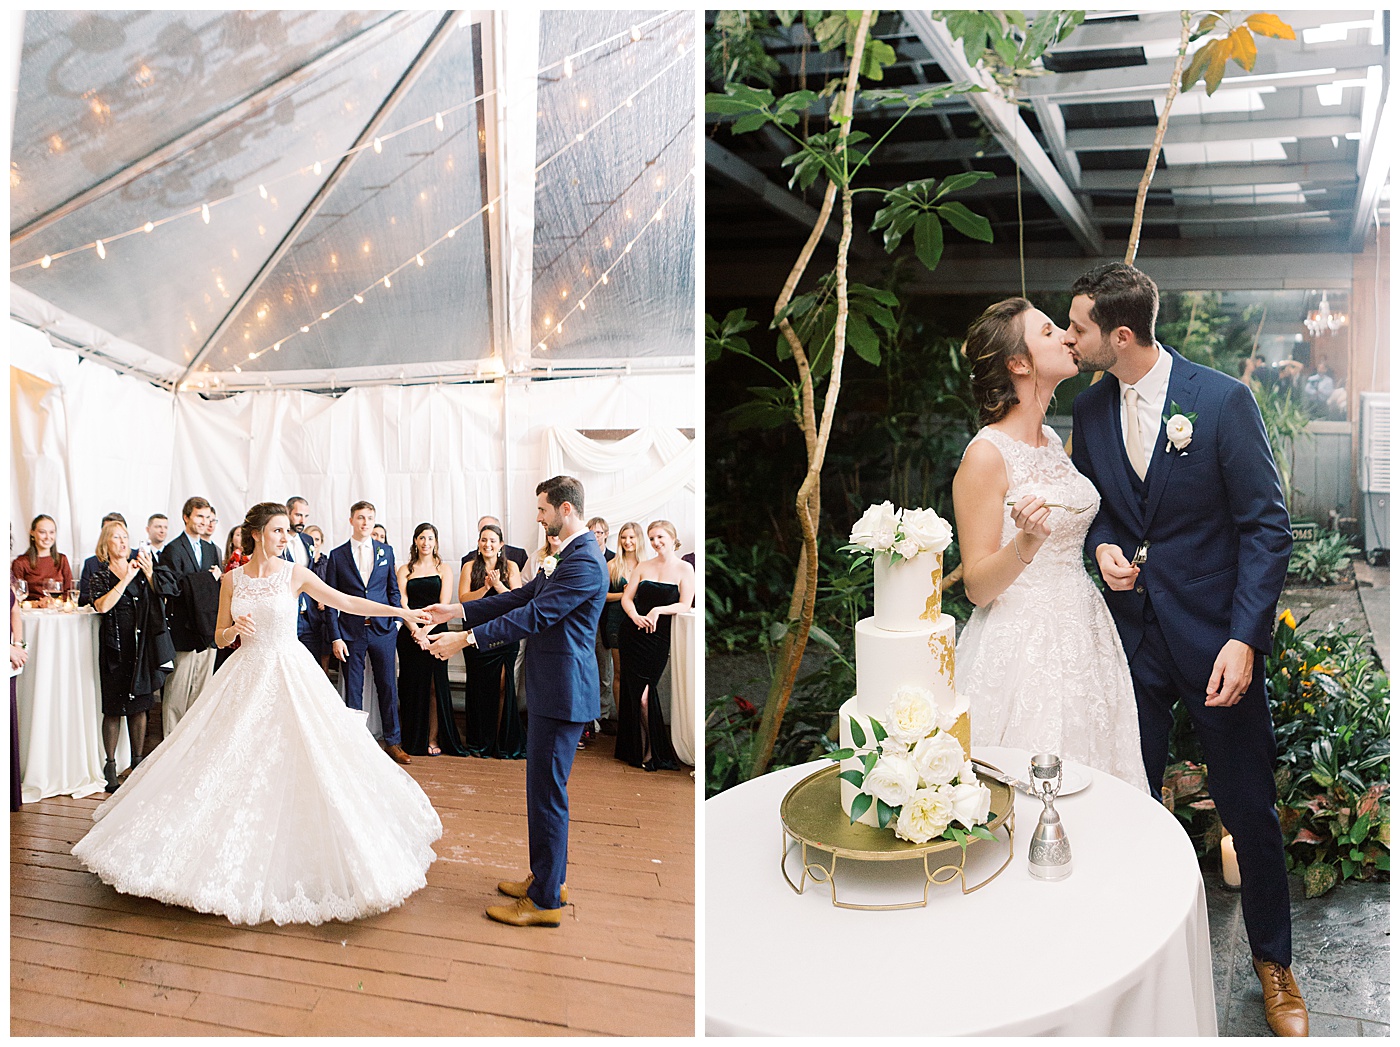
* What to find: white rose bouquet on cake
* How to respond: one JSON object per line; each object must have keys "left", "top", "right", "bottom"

{"left": 825, "top": 685, "right": 995, "bottom": 846}
{"left": 842, "top": 502, "right": 953, "bottom": 567}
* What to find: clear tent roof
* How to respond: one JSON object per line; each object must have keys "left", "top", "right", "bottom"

{"left": 10, "top": 9, "right": 696, "bottom": 390}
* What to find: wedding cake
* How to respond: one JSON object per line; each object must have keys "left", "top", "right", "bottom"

{"left": 833, "top": 503, "right": 992, "bottom": 845}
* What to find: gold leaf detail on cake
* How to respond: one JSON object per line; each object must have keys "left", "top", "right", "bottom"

{"left": 920, "top": 555, "right": 944, "bottom": 621}
{"left": 951, "top": 712, "right": 972, "bottom": 761}
{"left": 927, "top": 631, "right": 955, "bottom": 682}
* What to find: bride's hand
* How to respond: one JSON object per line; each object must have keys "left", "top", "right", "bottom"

{"left": 1009, "top": 495, "right": 1052, "bottom": 540}
{"left": 401, "top": 607, "right": 432, "bottom": 629}
{"left": 232, "top": 613, "right": 256, "bottom": 639}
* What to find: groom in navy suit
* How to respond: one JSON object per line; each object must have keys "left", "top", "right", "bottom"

{"left": 424, "top": 476, "right": 608, "bottom": 927}
{"left": 324, "top": 500, "right": 411, "bottom": 766}
{"left": 1066, "top": 263, "right": 1305, "bottom": 1037}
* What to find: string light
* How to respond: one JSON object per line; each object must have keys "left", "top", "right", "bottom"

{"left": 353, "top": 294, "right": 363, "bottom": 304}
{"left": 416, "top": 253, "right": 425, "bottom": 266}
{"left": 313, "top": 160, "right": 322, "bottom": 175}
{"left": 12, "top": 13, "right": 688, "bottom": 274}
{"left": 383, "top": 275, "right": 391, "bottom": 288}
{"left": 95, "top": 239, "right": 105, "bottom": 259}
{"left": 564, "top": 56, "right": 574, "bottom": 77}
{"left": 40, "top": 255, "right": 51, "bottom": 268}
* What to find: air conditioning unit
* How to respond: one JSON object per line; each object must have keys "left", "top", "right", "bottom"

{"left": 1358, "top": 392, "right": 1389, "bottom": 558}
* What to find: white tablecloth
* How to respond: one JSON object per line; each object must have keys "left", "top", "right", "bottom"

{"left": 16, "top": 609, "right": 130, "bottom": 802}
{"left": 669, "top": 610, "right": 696, "bottom": 765}
{"left": 706, "top": 746, "right": 1216, "bottom": 1037}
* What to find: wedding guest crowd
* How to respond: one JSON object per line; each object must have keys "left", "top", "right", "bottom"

{"left": 12, "top": 494, "right": 696, "bottom": 797}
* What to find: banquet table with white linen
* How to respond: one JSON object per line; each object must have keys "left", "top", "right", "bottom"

{"left": 668, "top": 610, "right": 696, "bottom": 765}
{"left": 16, "top": 608, "right": 130, "bottom": 803}
{"left": 706, "top": 745, "right": 1217, "bottom": 1037}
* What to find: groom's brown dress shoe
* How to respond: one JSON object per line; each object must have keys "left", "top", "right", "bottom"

{"left": 1253, "top": 957, "right": 1308, "bottom": 1036}
{"left": 485, "top": 896, "right": 562, "bottom": 928}
{"left": 497, "top": 873, "right": 568, "bottom": 905}
{"left": 384, "top": 744, "right": 412, "bottom": 766}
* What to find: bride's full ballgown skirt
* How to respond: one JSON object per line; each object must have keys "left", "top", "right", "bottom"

{"left": 72, "top": 561, "right": 442, "bottom": 925}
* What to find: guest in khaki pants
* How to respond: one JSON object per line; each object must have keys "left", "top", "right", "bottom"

{"left": 154, "top": 497, "right": 222, "bottom": 737}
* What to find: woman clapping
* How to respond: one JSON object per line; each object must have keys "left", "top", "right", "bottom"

{"left": 459, "top": 524, "right": 526, "bottom": 758}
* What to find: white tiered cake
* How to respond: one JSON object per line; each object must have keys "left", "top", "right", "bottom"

{"left": 838, "top": 550, "right": 971, "bottom": 827}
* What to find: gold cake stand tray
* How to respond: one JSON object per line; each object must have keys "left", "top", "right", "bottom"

{"left": 779, "top": 761, "right": 1016, "bottom": 910}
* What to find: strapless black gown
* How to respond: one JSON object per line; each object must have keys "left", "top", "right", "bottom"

{"left": 397, "top": 576, "right": 467, "bottom": 756}
{"left": 615, "top": 580, "right": 680, "bottom": 771}
{"left": 461, "top": 597, "right": 525, "bottom": 759}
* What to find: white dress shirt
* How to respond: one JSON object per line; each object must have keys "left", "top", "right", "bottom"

{"left": 352, "top": 537, "right": 375, "bottom": 585}
{"left": 1119, "top": 346, "right": 1172, "bottom": 472}
{"left": 287, "top": 531, "right": 309, "bottom": 567}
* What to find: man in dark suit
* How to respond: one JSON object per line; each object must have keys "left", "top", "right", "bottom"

{"left": 424, "top": 476, "right": 608, "bottom": 927}
{"left": 154, "top": 497, "right": 222, "bottom": 736}
{"left": 1066, "top": 263, "right": 1304, "bottom": 1037}
{"left": 324, "top": 500, "right": 410, "bottom": 765}
{"left": 461, "top": 514, "right": 529, "bottom": 574}
{"left": 281, "top": 496, "right": 322, "bottom": 660}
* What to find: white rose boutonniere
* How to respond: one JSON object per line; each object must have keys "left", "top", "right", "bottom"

{"left": 542, "top": 555, "right": 559, "bottom": 577}
{"left": 1163, "top": 401, "right": 1197, "bottom": 454}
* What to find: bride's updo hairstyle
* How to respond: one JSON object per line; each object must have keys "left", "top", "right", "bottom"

{"left": 240, "top": 502, "right": 290, "bottom": 555}
{"left": 962, "top": 296, "right": 1034, "bottom": 427}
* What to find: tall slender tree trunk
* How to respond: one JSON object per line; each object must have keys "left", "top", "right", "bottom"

{"left": 748, "top": 11, "right": 873, "bottom": 779}
{"left": 1126, "top": 11, "right": 1191, "bottom": 264}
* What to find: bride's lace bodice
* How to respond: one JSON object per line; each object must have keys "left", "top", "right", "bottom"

{"left": 230, "top": 560, "right": 300, "bottom": 653}
{"left": 967, "top": 425, "right": 1100, "bottom": 581}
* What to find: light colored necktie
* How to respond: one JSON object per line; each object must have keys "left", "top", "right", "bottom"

{"left": 1124, "top": 387, "right": 1148, "bottom": 480}
{"left": 358, "top": 542, "right": 371, "bottom": 585}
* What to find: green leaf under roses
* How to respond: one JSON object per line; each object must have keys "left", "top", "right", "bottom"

{"left": 969, "top": 825, "right": 997, "bottom": 842}
{"left": 839, "top": 770, "right": 866, "bottom": 789}
{"left": 849, "top": 791, "right": 873, "bottom": 824}
{"left": 876, "top": 798, "right": 896, "bottom": 829}
{"left": 870, "top": 717, "right": 888, "bottom": 743}
{"left": 946, "top": 826, "right": 969, "bottom": 851}
{"left": 849, "top": 716, "right": 867, "bottom": 749}
{"left": 861, "top": 750, "right": 879, "bottom": 778}
{"left": 824, "top": 747, "right": 855, "bottom": 762}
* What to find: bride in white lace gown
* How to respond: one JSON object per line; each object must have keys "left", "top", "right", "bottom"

{"left": 952, "top": 299, "right": 1148, "bottom": 791}
{"left": 73, "top": 502, "right": 443, "bottom": 925}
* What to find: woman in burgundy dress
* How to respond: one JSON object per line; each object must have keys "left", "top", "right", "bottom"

{"left": 11, "top": 515, "right": 73, "bottom": 605}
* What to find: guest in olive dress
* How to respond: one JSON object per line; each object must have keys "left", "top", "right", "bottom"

{"left": 396, "top": 523, "right": 466, "bottom": 757}
{"left": 616, "top": 521, "right": 696, "bottom": 771}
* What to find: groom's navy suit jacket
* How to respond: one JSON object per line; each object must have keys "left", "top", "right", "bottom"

{"left": 1071, "top": 346, "right": 1291, "bottom": 686}
{"left": 323, "top": 539, "right": 401, "bottom": 643}
{"left": 461, "top": 531, "right": 608, "bottom": 723}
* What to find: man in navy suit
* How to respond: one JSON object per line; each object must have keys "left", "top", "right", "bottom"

{"left": 281, "top": 496, "right": 323, "bottom": 660}
{"left": 1066, "top": 263, "right": 1305, "bottom": 1037}
{"left": 424, "top": 476, "right": 608, "bottom": 927}
{"left": 324, "top": 500, "right": 411, "bottom": 765}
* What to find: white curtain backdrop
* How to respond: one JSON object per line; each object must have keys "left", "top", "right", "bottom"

{"left": 11, "top": 328, "right": 695, "bottom": 575}
{"left": 545, "top": 425, "right": 695, "bottom": 527}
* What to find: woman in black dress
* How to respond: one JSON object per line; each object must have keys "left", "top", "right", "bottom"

{"left": 90, "top": 521, "right": 171, "bottom": 792}
{"left": 616, "top": 520, "right": 696, "bottom": 771}
{"left": 602, "top": 522, "right": 643, "bottom": 717}
{"left": 396, "top": 523, "right": 465, "bottom": 757}
{"left": 458, "top": 524, "right": 526, "bottom": 758}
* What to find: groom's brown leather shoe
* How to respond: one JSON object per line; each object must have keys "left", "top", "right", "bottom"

{"left": 497, "top": 873, "right": 568, "bottom": 905}
{"left": 384, "top": 744, "right": 412, "bottom": 765}
{"left": 1253, "top": 957, "right": 1308, "bottom": 1036}
{"left": 486, "top": 896, "right": 562, "bottom": 928}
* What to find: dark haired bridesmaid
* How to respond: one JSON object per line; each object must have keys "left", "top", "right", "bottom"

{"left": 396, "top": 523, "right": 465, "bottom": 756}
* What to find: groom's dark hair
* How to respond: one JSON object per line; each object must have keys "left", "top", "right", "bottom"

{"left": 1071, "top": 262, "right": 1158, "bottom": 347}
{"left": 537, "top": 475, "right": 584, "bottom": 516}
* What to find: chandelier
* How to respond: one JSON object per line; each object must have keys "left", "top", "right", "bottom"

{"left": 1304, "top": 292, "right": 1347, "bottom": 337}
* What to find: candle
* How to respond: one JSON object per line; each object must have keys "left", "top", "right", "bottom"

{"left": 1221, "top": 833, "right": 1241, "bottom": 888}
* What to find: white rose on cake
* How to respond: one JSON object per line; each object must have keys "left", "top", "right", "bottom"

{"left": 849, "top": 501, "right": 893, "bottom": 550}
{"left": 884, "top": 686, "right": 937, "bottom": 746}
{"left": 961, "top": 759, "right": 979, "bottom": 786}
{"left": 893, "top": 537, "right": 920, "bottom": 560}
{"left": 899, "top": 507, "right": 953, "bottom": 554}
{"left": 895, "top": 786, "right": 955, "bottom": 843}
{"left": 911, "top": 730, "right": 966, "bottom": 787}
{"left": 864, "top": 752, "right": 920, "bottom": 809}
{"left": 949, "top": 780, "right": 993, "bottom": 829}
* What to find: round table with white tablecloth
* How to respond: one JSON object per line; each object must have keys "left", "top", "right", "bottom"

{"left": 667, "top": 609, "right": 696, "bottom": 766}
{"left": 15, "top": 608, "right": 130, "bottom": 802}
{"left": 706, "top": 746, "right": 1216, "bottom": 1037}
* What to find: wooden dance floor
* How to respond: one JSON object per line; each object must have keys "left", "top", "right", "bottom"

{"left": 11, "top": 736, "right": 695, "bottom": 1036}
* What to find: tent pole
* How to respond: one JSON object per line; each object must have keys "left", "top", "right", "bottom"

{"left": 177, "top": 11, "right": 463, "bottom": 387}
{"left": 500, "top": 10, "right": 540, "bottom": 376}
{"left": 10, "top": 11, "right": 427, "bottom": 246}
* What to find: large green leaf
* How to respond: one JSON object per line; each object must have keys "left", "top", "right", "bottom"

{"left": 849, "top": 791, "right": 873, "bottom": 824}
{"left": 849, "top": 715, "right": 867, "bottom": 749}
{"left": 731, "top": 111, "right": 771, "bottom": 134}
{"left": 937, "top": 201, "right": 994, "bottom": 242}
{"left": 913, "top": 213, "right": 945, "bottom": 271}
{"left": 846, "top": 313, "right": 881, "bottom": 365}
{"left": 935, "top": 170, "right": 996, "bottom": 199}
{"left": 839, "top": 769, "right": 865, "bottom": 788}
{"left": 876, "top": 798, "right": 896, "bottom": 829}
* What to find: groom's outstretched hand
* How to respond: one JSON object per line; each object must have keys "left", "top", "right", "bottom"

{"left": 426, "top": 631, "right": 472, "bottom": 660}
{"left": 1205, "top": 639, "right": 1254, "bottom": 707}
{"left": 423, "top": 602, "right": 460, "bottom": 625}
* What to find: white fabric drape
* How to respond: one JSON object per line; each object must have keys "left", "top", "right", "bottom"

{"left": 543, "top": 425, "right": 695, "bottom": 527}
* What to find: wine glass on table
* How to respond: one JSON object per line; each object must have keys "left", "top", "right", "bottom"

{"left": 67, "top": 588, "right": 81, "bottom": 610}
{"left": 13, "top": 579, "right": 27, "bottom": 605}
{"left": 43, "top": 578, "right": 62, "bottom": 609}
